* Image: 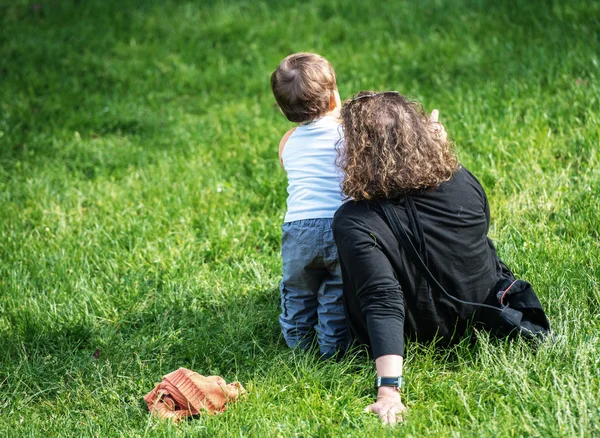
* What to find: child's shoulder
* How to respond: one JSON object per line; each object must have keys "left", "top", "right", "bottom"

{"left": 279, "top": 127, "right": 297, "bottom": 149}
{"left": 279, "top": 127, "right": 297, "bottom": 167}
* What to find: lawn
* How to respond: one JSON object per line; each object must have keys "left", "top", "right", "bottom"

{"left": 0, "top": 0, "right": 599, "bottom": 436}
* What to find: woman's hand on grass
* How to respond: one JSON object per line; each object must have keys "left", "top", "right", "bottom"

{"left": 370, "top": 355, "right": 406, "bottom": 425}
{"left": 365, "top": 387, "right": 407, "bottom": 426}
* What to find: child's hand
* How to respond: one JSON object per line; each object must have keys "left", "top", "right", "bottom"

{"left": 429, "top": 109, "right": 448, "bottom": 143}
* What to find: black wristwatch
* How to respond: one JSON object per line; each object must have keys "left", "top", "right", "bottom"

{"left": 376, "top": 376, "right": 404, "bottom": 390}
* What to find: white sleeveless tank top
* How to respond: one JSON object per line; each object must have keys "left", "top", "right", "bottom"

{"left": 281, "top": 116, "right": 344, "bottom": 223}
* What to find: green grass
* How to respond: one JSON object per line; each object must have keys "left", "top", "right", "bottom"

{"left": 1, "top": 0, "right": 599, "bottom": 436}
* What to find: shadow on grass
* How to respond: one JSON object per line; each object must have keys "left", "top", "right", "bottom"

{"left": 0, "top": 286, "right": 283, "bottom": 401}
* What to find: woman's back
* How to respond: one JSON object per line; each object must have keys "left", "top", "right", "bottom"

{"left": 333, "top": 166, "right": 503, "bottom": 350}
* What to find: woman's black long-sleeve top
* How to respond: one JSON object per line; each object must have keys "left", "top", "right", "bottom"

{"left": 332, "top": 166, "right": 504, "bottom": 358}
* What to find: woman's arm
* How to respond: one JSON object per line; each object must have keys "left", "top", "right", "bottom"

{"left": 333, "top": 212, "right": 407, "bottom": 424}
{"left": 365, "top": 355, "right": 406, "bottom": 425}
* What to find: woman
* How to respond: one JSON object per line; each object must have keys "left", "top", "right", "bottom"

{"left": 332, "top": 92, "right": 549, "bottom": 425}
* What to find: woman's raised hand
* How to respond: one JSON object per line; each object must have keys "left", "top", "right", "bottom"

{"left": 430, "top": 109, "right": 448, "bottom": 142}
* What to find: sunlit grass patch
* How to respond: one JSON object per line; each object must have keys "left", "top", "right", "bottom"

{"left": 1, "top": 0, "right": 599, "bottom": 436}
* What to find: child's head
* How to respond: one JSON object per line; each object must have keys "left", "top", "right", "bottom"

{"left": 271, "top": 52, "right": 339, "bottom": 123}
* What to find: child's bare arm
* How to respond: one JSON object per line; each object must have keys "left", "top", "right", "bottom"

{"left": 278, "top": 127, "right": 296, "bottom": 168}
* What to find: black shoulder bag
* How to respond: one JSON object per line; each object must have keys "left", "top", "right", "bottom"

{"left": 380, "top": 198, "right": 551, "bottom": 341}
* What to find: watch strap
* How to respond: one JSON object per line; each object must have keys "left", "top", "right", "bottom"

{"left": 376, "top": 376, "right": 404, "bottom": 390}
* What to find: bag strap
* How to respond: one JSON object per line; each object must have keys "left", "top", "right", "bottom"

{"left": 405, "top": 196, "right": 428, "bottom": 265}
{"left": 379, "top": 198, "right": 502, "bottom": 313}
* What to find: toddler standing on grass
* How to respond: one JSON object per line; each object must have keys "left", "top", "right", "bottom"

{"left": 270, "top": 53, "right": 347, "bottom": 358}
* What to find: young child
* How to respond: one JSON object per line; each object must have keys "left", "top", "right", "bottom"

{"left": 270, "top": 52, "right": 347, "bottom": 358}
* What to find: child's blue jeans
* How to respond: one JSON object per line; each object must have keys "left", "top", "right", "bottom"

{"left": 279, "top": 218, "right": 348, "bottom": 358}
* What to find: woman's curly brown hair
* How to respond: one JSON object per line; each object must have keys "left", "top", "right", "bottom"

{"left": 339, "top": 91, "right": 459, "bottom": 200}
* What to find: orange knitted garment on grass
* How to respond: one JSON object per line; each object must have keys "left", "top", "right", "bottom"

{"left": 144, "top": 368, "right": 245, "bottom": 421}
